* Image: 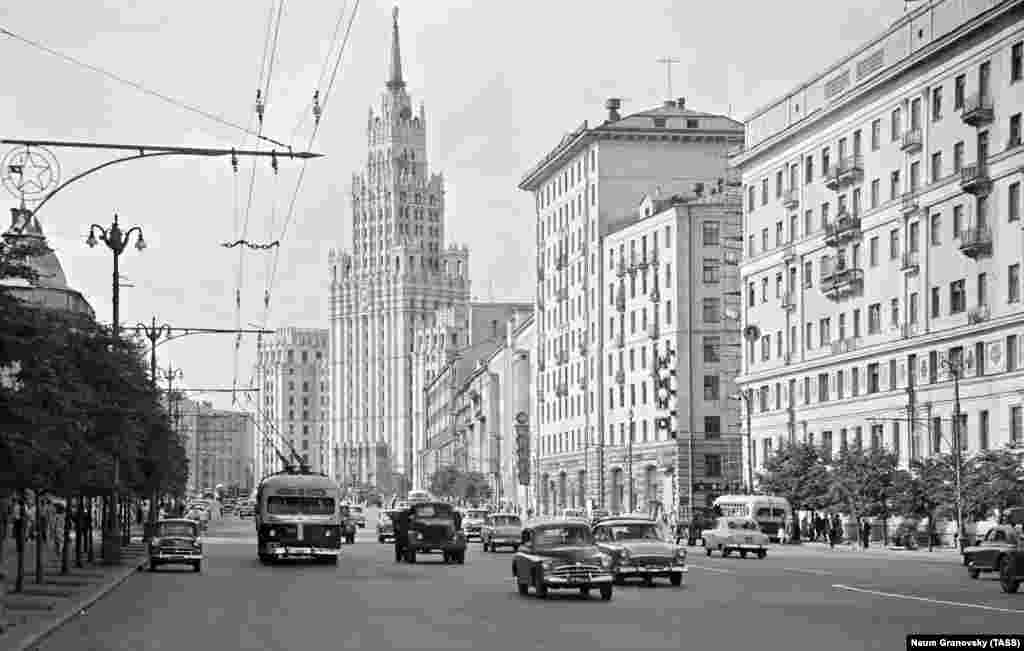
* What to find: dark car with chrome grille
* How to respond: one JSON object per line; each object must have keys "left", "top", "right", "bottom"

{"left": 393, "top": 502, "right": 467, "bottom": 564}
{"left": 513, "top": 520, "right": 614, "bottom": 600}
{"left": 593, "top": 517, "right": 686, "bottom": 586}
{"left": 149, "top": 519, "right": 203, "bottom": 572}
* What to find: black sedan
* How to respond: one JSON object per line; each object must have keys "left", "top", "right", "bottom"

{"left": 512, "top": 520, "right": 614, "bottom": 600}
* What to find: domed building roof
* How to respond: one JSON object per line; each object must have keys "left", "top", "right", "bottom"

{"left": 2, "top": 207, "right": 94, "bottom": 318}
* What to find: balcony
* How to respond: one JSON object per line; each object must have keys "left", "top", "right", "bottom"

{"left": 900, "top": 192, "right": 919, "bottom": 215}
{"left": 824, "top": 155, "right": 863, "bottom": 190}
{"left": 900, "top": 322, "right": 918, "bottom": 339}
{"left": 958, "top": 226, "right": 993, "bottom": 258}
{"left": 781, "top": 242, "right": 797, "bottom": 263}
{"left": 615, "top": 370, "right": 626, "bottom": 385}
{"left": 647, "top": 321, "right": 659, "bottom": 339}
{"left": 960, "top": 163, "right": 991, "bottom": 196}
{"left": 556, "top": 287, "right": 569, "bottom": 302}
{"left": 636, "top": 249, "right": 650, "bottom": 270}
{"left": 823, "top": 213, "right": 862, "bottom": 247}
{"left": 901, "top": 250, "right": 920, "bottom": 274}
{"left": 968, "top": 304, "right": 991, "bottom": 325}
{"left": 820, "top": 261, "right": 864, "bottom": 301}
{"left": 780, "top": 291, "right": 796, "bottom": 311}
{"left": 960, "top": 93, "right": 994, "bottom": 127}
{"left": 901, "top": 128, "right": 922, "bottom": 153}
{"left": 782, "top": 188, "right": 799, "bottom": 209}
{"left": 830, "top": 337, "right": 861, "bottom": 355}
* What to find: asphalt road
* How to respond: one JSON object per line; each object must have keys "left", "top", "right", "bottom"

{"left": 32, "top": 508, "right": 1024, "bottom": 651}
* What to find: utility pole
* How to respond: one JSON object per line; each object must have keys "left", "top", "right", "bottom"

{"left": 627, "top": 409, "right": 635, "bottom": 513}
{"left": 950, "top": 360, "right": 965, "bottom": 552}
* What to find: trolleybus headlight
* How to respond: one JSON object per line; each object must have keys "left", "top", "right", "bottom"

{"left": 268, "top": 528, "right": 277, "bottom": 538}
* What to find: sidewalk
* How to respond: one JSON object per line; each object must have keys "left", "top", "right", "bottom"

{"left": 0, "top": 525, "right": 148, "bottom": 651}
{"left": 773, "top": 540, "right": 963, "bottom": 562}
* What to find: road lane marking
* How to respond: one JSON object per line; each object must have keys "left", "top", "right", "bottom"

{"left": 831, "top": 584, "right": 1024, "bottom": 614}
{"left": 782, "top": 567, "right": 834, "bottom": 576}
{"left": 688, "top": 565, "right": 735, "bottom": 574}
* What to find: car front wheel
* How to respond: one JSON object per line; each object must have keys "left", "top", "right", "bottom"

{"left": 968, "top": 567, "right": 980, "bottom": 579}
{"left": 533, "top": 571, "right": 548, "bottom": 599}
{"left": 599, "top": 585, "right": 613, "bottom": 601}
{"left": 1000, "top": 557, "right": 1020, "bottom": 594}
{"left": 669, "top": 572, "right": 683, "bottom": 587}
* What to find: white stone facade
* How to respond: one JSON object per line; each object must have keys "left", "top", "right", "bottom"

{"left": 253, "top": 328, "right": 330, "bottom": 482}
{"left": 733, "top": 0, "right": 1024, "bottom": 472}
{"left": 519, "top": 98, "right": 744, "bottom": 516}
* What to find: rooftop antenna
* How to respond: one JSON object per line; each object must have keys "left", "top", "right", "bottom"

{"left": 656, "top": 56, "right": 681, "bottom": 100}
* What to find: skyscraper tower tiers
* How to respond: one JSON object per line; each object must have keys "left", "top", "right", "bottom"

{"left": 328, "top": 7, "right": 470, "bottom": 495}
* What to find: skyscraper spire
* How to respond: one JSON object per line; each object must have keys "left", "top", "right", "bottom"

{"left": 387, "top": 6, "right": 405, "bottom": 90}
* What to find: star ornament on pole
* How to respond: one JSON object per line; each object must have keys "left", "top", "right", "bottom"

{"left": 1, "top": 145, "right": 60, "bottom": 203}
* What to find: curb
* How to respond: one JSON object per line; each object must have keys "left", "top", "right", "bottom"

{"left": 7, "top": 554, "right": 148, "bottom": 651}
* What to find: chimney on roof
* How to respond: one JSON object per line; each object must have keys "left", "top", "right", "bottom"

{"left": 677, "top": 97, "right": 686, "bottom": 110}
{"left": 605, "top": 98, "right": 622, "bottom": 122}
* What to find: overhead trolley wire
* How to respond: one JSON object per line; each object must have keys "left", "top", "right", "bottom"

{"left": 0, "top": 26, "right": 288, "bottom": 149}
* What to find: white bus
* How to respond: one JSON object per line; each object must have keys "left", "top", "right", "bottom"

{"left": 712, "top": 495, "right": 791, "bottom": 542}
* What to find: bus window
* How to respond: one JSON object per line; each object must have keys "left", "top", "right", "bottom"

{"left": 267, "top": 496, "right": 335, "bottom": 516}
{"left": 756, "top": 507, "right": 773, "bottom": 519}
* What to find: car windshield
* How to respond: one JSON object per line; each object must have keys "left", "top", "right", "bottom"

{"left": 726, "top": 519, "right": 759, "bottom": 530}
{"left": 157, "top": 522, "right": 196, "bottom": 537}
{"left": 466, "top": 510, "right": 488, "bottom": 519}
{"left": 601, "top": 523, "right": 663, "bottom": 541}
{"left": 266, "top": 496, "right": 335, "bottom": 516}
{"left": 492, "top": 516, "right": 521, "bottom": 527}
{"left": 533, "top": 526, "right": 592, "bottom": 548}
{"left": 412, "top": 504, "right": 453, "bottom": 519}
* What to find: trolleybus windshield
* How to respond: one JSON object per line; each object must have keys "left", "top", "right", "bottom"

{"left": 267, "top": 496, "right": 336, "bottom": 516}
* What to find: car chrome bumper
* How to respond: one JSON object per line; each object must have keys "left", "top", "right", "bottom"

{"left": 617, "top": 565, "right": 688, "bottom": 575}
{"left": 490, "top": 538, "right": 518, "bottom": 545}
{"left": 729, "top": 544, "right": 766, "bottom": 550}
{"left": 270, "top": 546, "right": 340, "bottom": 557}
{"left": 544, "top": 574, "right": 614, "bottom": 586}
{"left": 152, "top": 553, "right": 202, "bottom": 561}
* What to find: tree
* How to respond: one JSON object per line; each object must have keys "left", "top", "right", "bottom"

{"left": 891, "top": 456, "right": 954, "bottom": 551}
{"left": 429, "top": 467, "right": 493, "bottom": 504}
{"left": 962, "top": 444, "right": 1024, "bottom": 523}
{"left": 828, "top": 446, "right": 900, "bottom": 543}
{"left": 757, "top": 442, "right": 832, "bottom": 542}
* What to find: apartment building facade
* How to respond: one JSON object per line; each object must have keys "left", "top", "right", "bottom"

{"left": 733, "top": 0, "right": 1024, "bottom": 472}
{"left": 519, "top": 98, "right": 744, "bottom": 516}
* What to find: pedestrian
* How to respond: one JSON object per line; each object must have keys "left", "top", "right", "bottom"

{"left": 860, "top": 519, "right": 871, "bottom": 549}
{"left": 829, "top": 514, "right": 840, "bottom": 549}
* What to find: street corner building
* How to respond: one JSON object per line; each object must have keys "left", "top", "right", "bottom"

{"left": 254, "top": 327, "right": 329, "bottom": 482}
{"left": 518, "top": 96, "right": 747, "bottom": 517}
{"left": 732, "top": 0, "right": 1024, "bottom": 488}
{"left": 327, "top": 9, "right": 522, "bottom": 498}
{"left": 174, "top": 398, "right": 255, "bottom": 495}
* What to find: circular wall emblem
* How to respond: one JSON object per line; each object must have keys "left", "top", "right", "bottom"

{"left": 1, "top": 146, "right": 60, "bottom": 202}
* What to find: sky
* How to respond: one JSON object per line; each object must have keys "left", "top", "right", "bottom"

{"left": 0, "top": 0, "right": 908, "bottom": 411}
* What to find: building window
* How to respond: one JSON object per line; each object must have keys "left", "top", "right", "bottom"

{"left": 817, "top": 373, "right": 829, "bottom": 402}
{"left": 950, "top": 279, "right": 966, "bottom": 314}
{"left": 890, "top": 170, "right": 901, "bottom": 200}
{"left": 954, "top": 141, "right": 964, "bottom": 173}
{"left": 867, "top": 363, "right": 880, "bottom": 393}
{"left": 704, "top": 416, "right": 721, "bottom": 439}
{"left": 703, "top": 336, "right": 721, "bottom": 363}
{"left": 1012, "top": 114, "right": 1022, "bottom": 148}
{"left": 1009, "top": 263, "right": 1020, "bottom": 303}
{"left": 1013, "top": 42, "right": 1023, "bottom": 82}
{"left": 702, "top": 298, "right": 720, "bottom": 323}
{"left": 1010, "top": 183, "right": 1020, "bottom": 222}
{"left": 1011, "top": 406, "right": 1022, "bottom": 443}
{"left": 930, "top": 213, "right": 941, "bottom": 245}
{"left": 871, "top": 119, "right": 880, "bottom": 150}
{"left": 932, "top": 86, "right": 942, "bottom": 121}
{"left": 931, "top": 287, "right": 941, "bottom": 318}
{"left": 868, "top": 303, "right": 881, "bottom": 334}
{"left": 954, "top": 74, "right": 965, "bottom": 109}
{"left": 703, "top": 259, "right": 720, "bottom": 284}
{"left": 761, "top": 178, "right": 768, "bottom": 205}
{"left": 704, "top": 454, "right": 722, "bottom": 477}
{"left": 702, "top": 221, "right": 720, "bottom": 245}
{"left": 803, "top": 261, "right": 813, "bottom": 288}
{"left": 890, "top": 107, "right": 901, "bottom": 142}
{"left": 703, "top": 375, "right": 720, "bottom": 401}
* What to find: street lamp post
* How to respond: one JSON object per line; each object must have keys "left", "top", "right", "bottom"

{"left": 731, "top": 390, "right": 755, "bottom": 495}
{"left": 134, "top": 317, "right": 170, "bottom": 541}
{"left": 941, "top": 358, "right": 966, "bottom": 551}
{"left": 627, "top": 409, "right": 635, "bottom": 514}
{"left": 86, "top": 213, "right": 145, "bottom": 561}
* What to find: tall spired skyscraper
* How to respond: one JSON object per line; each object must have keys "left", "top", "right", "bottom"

{"left": 328, "top": 8, "right": 470, "bottom": 495}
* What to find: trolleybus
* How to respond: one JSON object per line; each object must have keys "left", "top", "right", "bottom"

{"left": 255, "top": 468, "right": 342, "bottom": 564}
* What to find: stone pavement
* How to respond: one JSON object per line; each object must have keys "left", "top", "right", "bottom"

{"left": 0, "top": 526, "right": 148, "bottom": 651}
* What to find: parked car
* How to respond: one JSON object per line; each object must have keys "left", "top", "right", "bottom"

{"left": 393, "top": 502, "right": 467, "bottom": 564}
{"left": 512, "top": 520, "right": 614, "bottom": 600}
{"left": 701, "top": 517, "right": 769, "bottom": 559}
{"left": 963, "top": 525, "right": 1020, "bottom": 579}
{"left": 593, "top": 517, "right": 687, "bottom": 586}
{"left": 461, "top": 508, "right": 489, "bottom": 541}
{"left": 481, "top": 513, "right": 523, "bottom": 552}
{"left": 148, "top": 519, "right": 203, "bottom": 572}
{"left": 378, "top": 509, "right": 402, "bottom": 543}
